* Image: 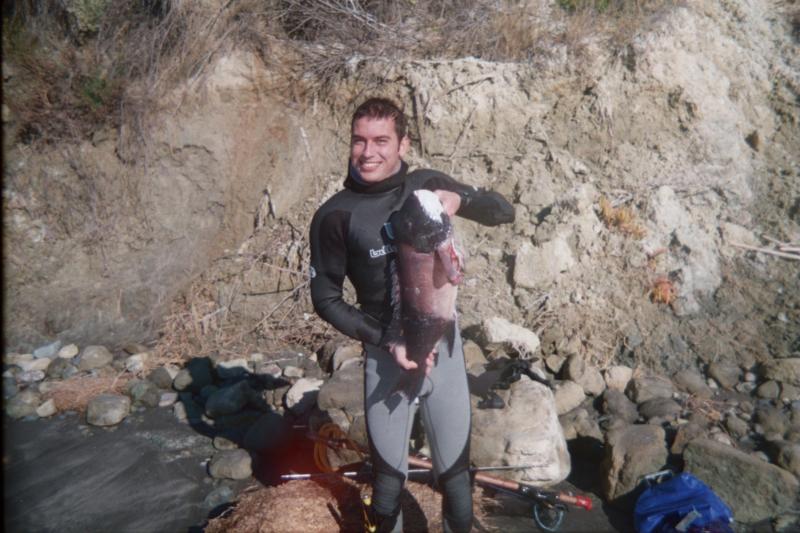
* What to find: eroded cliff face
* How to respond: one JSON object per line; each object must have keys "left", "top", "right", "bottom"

{"left": 4, "top": 1, "right": 798, "bottom": 370}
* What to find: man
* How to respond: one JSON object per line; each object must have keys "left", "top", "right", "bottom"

{"left": 309, "top": 97, "right": 514, "bottom": 532}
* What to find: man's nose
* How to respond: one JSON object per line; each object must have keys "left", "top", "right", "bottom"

{"left": 363, "top": 140, "right": 375, "bottom": 157}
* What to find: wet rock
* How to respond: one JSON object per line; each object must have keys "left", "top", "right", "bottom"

{"left": 563, "top": 354, "right": 605, "bottom": 396}
{"left": 205, "top": 382, "right": 250, "bottom": 418}
{"left": 216, "top": 358, "right": 250, "bottom": 380}
{"left": 86, "top": 393, "right": 131, "bottom": 426}
{"left": 602, "top": 424, "right": 667, "bottom": 507}
{"left": 638, "top": 398, "right": 681, "bottom": 421}
{"left": 6, "top": 389, "right": 42, "bottom": 419}
{"left": 756, "top": 380, "right": 781, "bottom": 400}
{"left": 317, "top": 363, "right": 364, "bottom": 414}
{"left": 36, "top": 398, "right": 57, "bottom": 417}
{"left": 707, "top": 362, "right": 740, "bottom": 390}
{"left": 208, "top": 449, "right": 252, "bottom": 480}
{"left": 604, "top": 365, "right": 633, "bottom": 392}
{"left": 172, "top": 357, "right": 214, "bottom": 392}
{"left": 285, "top": 378, "right": 324, "bottom": 414}
{"left": 77, "top": 345, "right": 114, "bottom": 371}
{"left": 684, "top": 438, "right": 799, "bottom": 523}
{"left": 672, "top": 368, "right": 713, "bottom": 398}
{"left": 481, "top": 316, "right": 540, "bottom": 357}
{"left": 33, "top": 340, "right": 61, "bottom": 359}
{"left": 242, "top": 411, "right": 291, "bottom": 453}
{"left": 628, "top": 375, "right": 675, "bottom": 404}
{"left": 670, "top": 422, "right": 706, "bottom": 454}
{"left": 332, "top": 343, "right": 362, "bottom": 371}
{"left": 471, "top": 376, "right": 570, "bottom": 486}
{"left": 602, "top": 389, "right": 639, "bottom": 423}
{"left": 554, "top": 380, "right": 585, "bottom": 415}
{"left": 57, "top": 344, "right": 79, "bottom": 359}
{"left": 148, "top": 366, "right": 178, "bottom": 389}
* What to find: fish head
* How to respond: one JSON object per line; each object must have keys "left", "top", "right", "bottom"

{"left": 390, "top": 190, "right": 452, "bottom": 253}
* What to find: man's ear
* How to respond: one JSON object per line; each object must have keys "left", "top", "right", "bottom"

{"left": 399, "top": 135, "right": 411, "bottom": 157}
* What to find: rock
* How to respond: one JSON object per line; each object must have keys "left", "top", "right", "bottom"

{"left": 242, "top": 412, "right": 291, "bottom": 452}
{"left": 285, "top": 378, "right": 324, "bottom": 415}
{"left": 86, "top": 393, "right": 131, "bottom": 426}
{"left": 707, "top": 362, "right": 740, "bottom": 390}
{"left": 513, "top": 238, "right": 576, "bottom": 289}
{"left": 724, "top": 415, "right": 750, "bottom": 440}
{"left": 317, "top": 364, "right": 364, "bottom": 414}
{"left": 5, "top": 353, "right": 33, "bottom": 367}
{"left": 463, "top": 340, "right": 487, "bottom": 371}
{"left": 205, "top": 381, "right": 251, "bottom": 418}
{"left": 332, "top": 343, "right": 362, "bottom": 371}
{"left": 36, "top": 398, "right": 57, "bottom": 417}
{"left": 159, "top": 391, "right": 178, "bottom": 407}
{"left": 672, "top": 368, "right": 713, "bottom": 398}
{"left": 254, "top": 362, "right": 283, "bottom": 381}
{"left": 563, "top": 354, "right": 605, "bottom": 396}
{"left": 604, "top": 365, "right": 633, "bottom": 392}
{"left": 545, "top": 354, "right": 566, "bottom": 374}
{"left": 482, "top": 316, "right": 540, "bottom": 357}
{"left": 122, "top": 342, "right": 148, "bottom": 354}
{"left": 148, "top": 366, "right": 179, "bottom": 389}
{"left": 208, "top": 449, "right": 252, "bottom": 480}
{"left": 5, "top": 389, "right": 42, "bottom": 419}
{"left": 127, "top": 379, "right": 161, "bottom": 408}
{"left": 57, "top": 344, "right": 79, "bottom": 359}
{"left": 125, "top": 353, "right": 149, "bottom": 373}
{"left": 602, "top": 424, "right": 667, "bottom": 507}
{"left": 249, "top": 352, "right": 265, "bottom": 364}
{"left": 33, "top": 340, "right": 61, "bottom": 359}
{"left": 782, "top": 384, "right": 800, "bottom": 402}
{"left": 3, "top": 377, "right": 18, "bottom": 399}
{"left": 213, "top": 435, "right": 239, "bottom": 450}
{"left": 283, "top": 365, "right": 304, "bottom": 379}
{"left": 684, "top": 438, "right": 800, "bottom": 523}
{"left": 769, "top": 440, "right": 800, "bottom": 478}
{"left": 765, "top": 359, "right": 800, "bottom": 387}
{"left": 757, "top": 380, "right": 781, "bottom": 400}
{"left": 627, "top": 375, "right": 675, "bottom": 404}
{"left": 172, "top": 357, "right": 214, "bottom": 392}
{"left": 670, "top": 422, "right": 706, "bottom": 454}
{"left": 204, "top": 485, "right": 234, "bottom": 510}
{"left": 471, "top": 376, "right": 570, "bottom": 486}
{"left": 554, "top": 380, "right": 585, "bottom": 415}
{"left": 638, "top": 398, "right": 681, "bottom": 421}
{"left": 78, "top": 346, "right": 114, "bottom": 371}
{"left": 45, "top": 357, "right": 72, "bottom": 379}
{"left": 559, "top": 407, "right": 603, "bottom": 441}
{"left": 773, "top": 513, "right": 800, "bottom": 533}
{"left": 19, "top": 357, "right": 53, "bottom": 372}
{"left": 17, "top": 370, "right": 46, "bottom": 383}
{"left": 216, "top": 358, "right": 250, "bottom": 380}
{"left": 601, "top": 389, "right": 639, "bottom": 423}
{"left": 754, "top": 405, "right": 788, "bottom": 436}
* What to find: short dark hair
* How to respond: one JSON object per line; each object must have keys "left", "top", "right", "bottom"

{"left": 351, "top": 97, "right": 408, "bottom": 140}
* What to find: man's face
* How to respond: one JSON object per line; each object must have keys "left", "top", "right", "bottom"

{"left": 350, "top": 117, "right": 410, "bottom": 184}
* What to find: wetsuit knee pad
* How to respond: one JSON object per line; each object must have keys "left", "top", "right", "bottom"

{"left": 440, "top": 469, "right": 473, "bottom": 533}
{"left": 371, "top": 469, "right": 404, "bottom": 517}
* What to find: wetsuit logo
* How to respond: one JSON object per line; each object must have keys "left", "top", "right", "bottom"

{"left": 369, "top": 244, "right": 396, "bottom": 258}
{"left": 308, "top": 266, "right": 316, "bottom": 279}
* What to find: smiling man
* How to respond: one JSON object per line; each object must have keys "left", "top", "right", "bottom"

{"left": 309, "top": 97, "right": 514, "bottom": 532}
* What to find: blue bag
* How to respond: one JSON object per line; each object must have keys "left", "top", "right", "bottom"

{"left": 634, "top": 472, "right": 734, "bottom": 533}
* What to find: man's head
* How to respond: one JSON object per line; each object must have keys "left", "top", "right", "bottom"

{"left": 350, "top": 97, "right": 410, "bottom": 184}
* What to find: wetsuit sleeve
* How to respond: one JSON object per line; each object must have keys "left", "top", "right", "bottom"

{"left": 420, "top": 173, "right": 515, "bottom": 226}
{"left": 309, "top": 209, "right": 384, "bottom": 345}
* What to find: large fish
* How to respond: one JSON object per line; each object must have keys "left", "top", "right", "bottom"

{"left": 387, "top": 189, "right": 463, "bottom": 399}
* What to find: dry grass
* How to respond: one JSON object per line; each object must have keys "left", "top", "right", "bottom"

{"left": 598, "top": 196, "right": 646, "bottom": 239}
{"left": 44, "top": 373, "right": 131, "bottom": 413}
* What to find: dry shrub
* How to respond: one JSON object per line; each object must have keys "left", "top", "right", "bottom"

{"left": 206, "top": 477, "right": 491, "bottom": 533}
{"left": 598, "top": 196, "right": 646, "bottom": 238}
{"left": 45, "top": 373, "right": 130, "bottom": 413}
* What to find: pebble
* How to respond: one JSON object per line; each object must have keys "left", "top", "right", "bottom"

{"left": 36, "top": 399, "right": 57, "bottom": 417}
{"left": 33, "top": 340, "right": 61, "bottom": 359}
{"left": 57, "top": 344, "right": 79, "bottom": 359}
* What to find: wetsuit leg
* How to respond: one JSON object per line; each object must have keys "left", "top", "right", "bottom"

{"left": 419, "top": 324, "right": 473, "bottom": 533}
{"left": 364, "top": 343, "right": 417, "bottom": 532}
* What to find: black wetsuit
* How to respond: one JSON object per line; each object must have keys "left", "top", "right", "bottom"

{"left": 309, "top": 161, "right": 514, "bottom": 532}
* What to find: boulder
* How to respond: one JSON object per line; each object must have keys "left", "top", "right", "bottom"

{"left": 471, "top": 376, "right": 570, "bottom": 486}
{"left": 208, "top": 449, "right": 252, "bottom": 480}
{"left": 285, "top": 378, "right": 324, "bottom": 415}
{"left": 554, "top": 380, "right": 585, "bottom": 415}
{"left": 482, "top": 316, "right": 540, "bottom": 357}
{"left": 602, "top": 424, "right": 667, "bottom": 507}
{"left": 627, "top": 375, "right": 675, "bottom": 404}
{"left": 684, "top": 438, "right": 799, "bottom": 523}
{"left": 86, "top": 393, "right": 131, "bottom": 426}
{"left": 77, "top": 345, "right": 114, "bottom": 371}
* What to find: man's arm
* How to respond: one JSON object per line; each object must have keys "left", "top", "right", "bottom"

{"left": 309, "top": 209, "right": 384, "bottom": 345}
{"left": 421, "top": 172, "right": 515, "bottom": 225}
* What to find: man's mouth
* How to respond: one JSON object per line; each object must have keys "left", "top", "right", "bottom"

{"left": 358, "top": 160, "right": 381, "bottom": 173}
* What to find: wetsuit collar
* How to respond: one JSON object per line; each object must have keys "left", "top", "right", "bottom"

{"left": 344, "top": 161, "right": 408, "bottom": 194}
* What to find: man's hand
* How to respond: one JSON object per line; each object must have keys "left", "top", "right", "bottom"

{"left": 389, "top": 342, "right": 436, "bottom": 376}
{"left": 433, "top": 190, "right": 461, "bottom": 217}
